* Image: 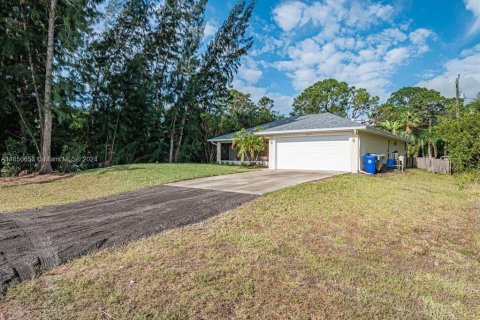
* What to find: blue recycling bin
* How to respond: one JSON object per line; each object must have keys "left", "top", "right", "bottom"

{"left": 364, "top": 154, "right": 377, "bottom": 174}
{"left": 386, "top": 158, "right": 395, "bottom": 169}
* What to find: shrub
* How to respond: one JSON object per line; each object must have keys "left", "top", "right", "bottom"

{"left": 0, "top": 138, "right": 23, "bottom": 177}
{"left": 58, "top": 144, "right": 92, "bottom": 173}
{"left": 438, "top": 112, "right": 480, "bottom": 172}
{"left": 455, "top": 169, "right": 480, "bottom": 189}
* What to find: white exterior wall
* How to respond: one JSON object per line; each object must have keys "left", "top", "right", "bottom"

{"left": 216, "top": 142, "right": 221, "bottom": 164}
{"left": 268, "top": 137, "right": 276, "bottom": 169}
{"left": 351, "top": 131, "right": 360, "bottom": 173}
{"left": 358, "top": 132, "right": 406, "bottom": 170}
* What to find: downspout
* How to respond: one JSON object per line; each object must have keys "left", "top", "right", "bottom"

{"left": 356, "top": 129, "right": 368, "bottom": 174}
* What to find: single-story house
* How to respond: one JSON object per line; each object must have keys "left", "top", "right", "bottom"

{"left": 208, "top": 113, "right": 409, "bottom": 173}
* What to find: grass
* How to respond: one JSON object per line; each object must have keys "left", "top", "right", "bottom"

{"left": 0, "top": 163, "right": 248, "bottom": 213}
{"left": 1, "top": 170, "right": 479, "bottom": 319}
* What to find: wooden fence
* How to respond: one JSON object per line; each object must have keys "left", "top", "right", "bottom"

{"left": 406, "top": 157, "right": 452, "bottom": 174}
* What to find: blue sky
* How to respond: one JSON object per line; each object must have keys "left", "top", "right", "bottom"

{"left": 204, "top": 0, "right": 480, "bottom": 114}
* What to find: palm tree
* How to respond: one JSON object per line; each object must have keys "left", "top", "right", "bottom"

{"left": 416, "top": 133, "right": 428, "bottom": 157}
{"left": 400, "top": 110, "right": 420, "bottom": 134}
{"left": 419, "top": 128, "right": 441, "bottom": 158}
{"left": 378, "top": 120, "right": 402, "bottom": 135}
{"left": 400, "top": 132, "right": 417, "bottom": 157}
{"left": 232, "top": 128, "right": 267, "bottom": 164}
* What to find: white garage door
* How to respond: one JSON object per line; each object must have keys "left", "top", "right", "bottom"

{"left": 276, "top": 135, "right": 352, "bottom": 171}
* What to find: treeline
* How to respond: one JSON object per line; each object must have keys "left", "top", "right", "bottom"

{"left": 1, "top": 0, "right": 283, "bottom": 175}
{"left": 1, "top": 0, "right": 478, "bottom": 176}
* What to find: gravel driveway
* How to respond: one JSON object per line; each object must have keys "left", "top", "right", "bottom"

{"left": 0, "top": 185, "right": 257, "bottom": 295}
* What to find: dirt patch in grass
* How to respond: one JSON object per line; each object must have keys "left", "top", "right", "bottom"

{"left": 0, "top": 173, "right": 71, "bottom": 187}
{"left": 0, "top": 163, "right": 249, "bottom": 213}
{"left": 1, "top": 170, "right": 479, "bottom": 319}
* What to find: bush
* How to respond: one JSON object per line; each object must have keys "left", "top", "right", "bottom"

{"left": 0, "top": 138, "right": 23, "bottom": 177}
{"left": 438, "top": 113, "right": 480, "bottom": 172}
{"left": 455, "top": 169, "right": 480, "bottom": 189}
{"left": 0, "top": 158, "right": 21, "bottom": 177}
{"left": 57, "top": 144, "right": 91, "bottom": 173}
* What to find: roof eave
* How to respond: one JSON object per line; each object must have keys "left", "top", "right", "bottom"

{"left": 207, "top": 138, "right": 233, "bottom": 143}
{"left": 361, "top": 127, "right": 410, "bottom": 143}
{"left": 254, "top": 126, "right": 366, "bottom": 136}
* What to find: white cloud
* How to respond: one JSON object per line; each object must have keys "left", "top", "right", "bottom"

{"left": 233, "top": 57, "right": 294, "bottom": 115}
{"left": 272, "top": 1, "right": 307, "bottom": 32}
{"left": 269, "top": 93, "right": 295, "bottom": 115}
{"left": 250, "top": 36, "right": 285, "bottom": 56}
{"left": 237, "top": 57, "right": 263, "bottom": 85}
{"left": 273, "top": 0, "right": 394, "bottom": 35}
{"left": 231, "top": 78, "right": 294, "bottom": 115}
{"left": 460, "top": 43, "right": 480, "bottom": 56}
{"left": 270, "top": 0, "right": 435, "bottom": 99}
{"left": 275, "top": 25, "right": 433, "bottom": 97}
{"left": 345, "top": 2, "right": 394, "bottom": 29}
{"left": 408, "top": 28, "right": 434, "bottom": 54}
{"left": 465, "top": 0, "right": 480, "bottom": 35}
{"left": 417, "top": 45, "right": 480, "bottom": 98}
{"left": 385, "top": 47, "right": 409, "bottom": 65}
{"left": 204, "top": 21, "right": 217, "bottom": 38}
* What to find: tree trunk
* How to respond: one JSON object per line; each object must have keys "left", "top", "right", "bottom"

{"left": 168, "top": 114, "right": 177, "bottom": 163}
{"left": 427, "top": 116, "right": 433, "bottom": 159}
{"left": 20, "top": 122, "right": 28, "bottom": 157}
{"left": 173, "top": 110, "right": 187, "bottom": 163}
{"left": 108, "top": 112, "right": 120, "bottom": 164}
{"left": 23, "top": 21, "right": 44, "bottom": 139}
{"left": 8, "top": 87, "right": 41, "bottom": 156}
{"left": 19, "top": 81, "right": 29, "bottom": 157}
{"left": 39, "top": 0, "right": 57, "bottom": 174}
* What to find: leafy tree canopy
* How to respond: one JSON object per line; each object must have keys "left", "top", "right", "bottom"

{"left": 386, "top": 87, "right": 446, "bottom": 127}
{"left": 467, "top": 93, "right": 480, "bottom": 113}
{"left": 291, "top": 79, "right": 378, "bottom": 121}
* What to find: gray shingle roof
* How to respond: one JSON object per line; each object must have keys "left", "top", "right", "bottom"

{"left": 207, "top": 113, "right": 363, "bottom": 142}
{"left": 257, "top": 113, "right": 363, "bottom": 133}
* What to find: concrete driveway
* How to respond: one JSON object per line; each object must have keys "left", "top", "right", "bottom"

{"left": 167, "top": 169, "right": 343, "bottom": 194}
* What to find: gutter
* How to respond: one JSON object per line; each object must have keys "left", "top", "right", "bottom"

{"left": 207, "top": 138, "right": 232, "bottom": 143}
{"left": 254, "top": 126, "right": 366, "bottom": 136}
{"left": 361, "top": 127, "right": 410, "bottom": 143}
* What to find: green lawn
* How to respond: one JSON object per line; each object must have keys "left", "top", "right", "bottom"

{"left": 0, "top": 163, "right": 248, "bottom": 213}
{"left": 1, "top": 170, "right": 479, "bottom": 319}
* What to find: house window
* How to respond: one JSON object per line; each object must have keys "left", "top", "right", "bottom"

{"left": 221, "top": 143, "right": 231, "bottom": 161}
{"left": 220, "top": 143, "right": 238, "bottom": 161}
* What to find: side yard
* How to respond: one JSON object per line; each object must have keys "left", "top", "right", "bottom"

{"left": 1, "top": 170, "right": 479, "bottom": 319}
{"left": 0, "top": 163, "right": 248, "bottom": 212}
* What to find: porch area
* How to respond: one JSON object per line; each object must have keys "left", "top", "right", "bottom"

{"left": 216, "top": 141, "right": 268, "bottom": 166}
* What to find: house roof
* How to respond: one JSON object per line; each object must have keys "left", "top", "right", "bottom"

{"left": 255, "top": 113, "right": 363, "bottom": 134}
{"left": 206, "top": 117, "right": 298, "bottom": 142}
{"left": 207, "top": 113, "right": 409, "bottom": 143}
